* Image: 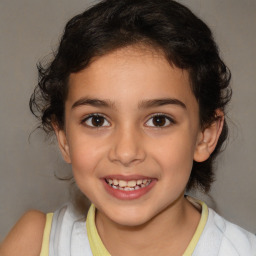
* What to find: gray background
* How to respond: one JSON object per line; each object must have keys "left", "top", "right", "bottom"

{"left": 0, "top": 0, "right": 255, "bottom": 242}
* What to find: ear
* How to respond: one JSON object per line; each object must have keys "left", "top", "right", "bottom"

{"left": 194, "top": 110, "right": 224, "bottom": 162}
{"left": 52, "top": 123, "right": 71, "bottom": 163}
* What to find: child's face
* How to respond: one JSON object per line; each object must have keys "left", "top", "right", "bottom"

{"left": 57, "top": 46, "right": 205, "bottom": 226}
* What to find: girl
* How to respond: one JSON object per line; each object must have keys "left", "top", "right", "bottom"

{"left": 1, "top": 0, "right": 255, "bottom": 255}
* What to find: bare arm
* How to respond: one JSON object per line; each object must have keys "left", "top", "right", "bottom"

{"left": 0, "top": 211, "right": 46, "bottom": 256}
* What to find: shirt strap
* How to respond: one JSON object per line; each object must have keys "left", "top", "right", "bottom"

{"left": 86, "top": 204, "right": 111, "bottom": 256}
{"left": 182, "top": 197, "right": 209, "bottom": 255}
{"left": 40, "top": 213, "right": 53, "bottom": 256}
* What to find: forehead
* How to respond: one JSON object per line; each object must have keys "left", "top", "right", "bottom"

{"left": 67, "top": 45, "right": 198, "bottom": 112}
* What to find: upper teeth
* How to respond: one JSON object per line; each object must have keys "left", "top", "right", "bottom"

{"left": 106, "top": 178, "right": 151, "bottom": 189}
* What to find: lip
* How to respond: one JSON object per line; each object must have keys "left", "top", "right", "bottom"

{"left": 102, "top": 175, "right": 157, "bottom": 200}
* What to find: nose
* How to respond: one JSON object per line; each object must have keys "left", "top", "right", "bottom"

{"left": 108, "top": 125, "right": 146, "bottom": 167}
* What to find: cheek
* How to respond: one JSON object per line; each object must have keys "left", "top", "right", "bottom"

{"left": 68, "top": 137, "right": 104, "bottom": 177}
{"left": 153, "top": 134, "right": 195, "bottom": 176}
{"left": 157, "top": 141, "right": 194, "bottom": 197}
{"left": 69, "top": 143, "right": 103, "bottom": 198}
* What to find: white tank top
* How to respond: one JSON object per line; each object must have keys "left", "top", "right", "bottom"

{"left": 48, "top": 202, "right": 92, "bottom": 256}
{"left": 42, "top": 198, "right": 256, "bottom": 255}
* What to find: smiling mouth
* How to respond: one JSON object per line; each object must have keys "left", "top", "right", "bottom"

{"left": 105, "top": 178, "right": 152, "bottom": 191}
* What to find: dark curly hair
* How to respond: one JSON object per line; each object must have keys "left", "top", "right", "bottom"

{"left": 30, "top": 0, "right": 231, "bottom": 192}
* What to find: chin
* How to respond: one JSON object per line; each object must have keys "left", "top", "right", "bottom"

{"left": 113, "top": 215, "right": 150, "bottom": 227}
{"left": 106, "top": 207, "right": 156, "bottom": 227}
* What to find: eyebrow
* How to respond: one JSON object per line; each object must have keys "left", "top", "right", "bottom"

{"left": 138, "top": 98, "right": 186, "bottom": 109}
{"left": 71, "top": 97, "right": 186, "bottom": 110}
{"left": 72, "top": 98, "right": 117, "bottom": 109}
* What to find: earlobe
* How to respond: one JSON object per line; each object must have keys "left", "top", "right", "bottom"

{"left": 52, "top": 124, "right": 71, "bottom": 163}
{"left": 194, "top": 112, "right": 224, "bottom": 163}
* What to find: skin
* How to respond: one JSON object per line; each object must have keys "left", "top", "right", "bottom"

{"left": 0, "top": 211, "right": 45, "bottom": 256}
{"left": 55, "top": 45, "right": 223, "bottom": 255}
{"left": 0, "top": 45, "right": 223, "bottom": 256}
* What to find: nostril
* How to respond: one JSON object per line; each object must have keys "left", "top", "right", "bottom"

{"left": 108, "top": 144, "right": 146, "bottom": 166}
{"left": 108, "top": 128, "right": 146, "bottom": 165}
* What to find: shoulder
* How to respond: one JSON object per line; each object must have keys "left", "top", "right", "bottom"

{"left": 0, "top": 210, "right": 46, "bottom": 256}
{"left": 209, "top": 209, "right": 256, "bottom": 254}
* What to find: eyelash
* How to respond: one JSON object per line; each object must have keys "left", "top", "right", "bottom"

{"left": 81, "top": 113, "right": 110, "bottom": 128}
{"left": 145, "top": 113, "right": 175, "bottom": 128}
{"left": 81, "top": 113, "right": 175, "bottom": 128}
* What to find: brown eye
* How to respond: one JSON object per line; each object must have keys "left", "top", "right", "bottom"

{"left": 152, "top": 116, "right": 167, "bottom": 126}
{"left": 145, "top": 114, "right": 173, "bottom": 127}
{"left": 84, "top": 114, "right": 110, "bottom": 127}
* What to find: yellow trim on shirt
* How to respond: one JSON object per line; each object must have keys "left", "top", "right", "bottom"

{"left": 183, "top": 199, "right": 208, "bottom": 255}
{"left": 86, "top": 198, "right": 208, "bottom": 256}
{"left": 86, "top": 205, "right": 111, "bottom": 256}
{"left": 40, "top": 213, "right": 53, "bottom": 256}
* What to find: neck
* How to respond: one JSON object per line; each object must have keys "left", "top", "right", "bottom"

{"left": 95, "top": 195, "right": 201, "bottom": 256}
